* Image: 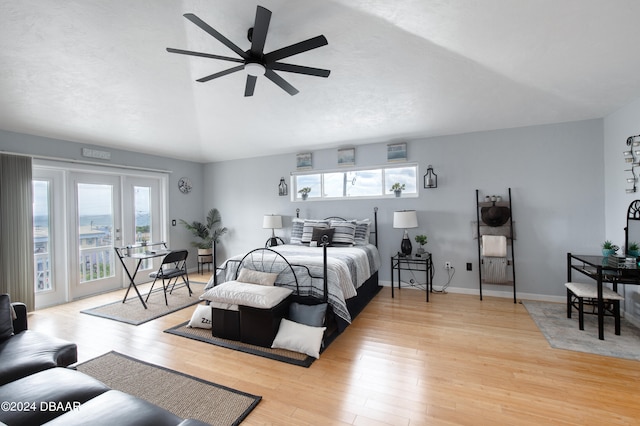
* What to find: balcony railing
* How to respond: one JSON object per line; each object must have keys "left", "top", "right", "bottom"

{"left": 80, "top": 246, "right": 115, "bottom": 283}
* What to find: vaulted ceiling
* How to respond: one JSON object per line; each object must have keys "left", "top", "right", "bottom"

{"left": 2, "top": 1, "right": 640, "bottom": 163}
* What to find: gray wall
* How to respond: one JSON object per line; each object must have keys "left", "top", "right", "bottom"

{"left": 206, "top": 119, "right": 605, "bottom": 300}
{"left": 0, "top": 129, "right": 206, "bottom": 267}
{"left": 604, "top": 97, "right": 640, "bottom": 325}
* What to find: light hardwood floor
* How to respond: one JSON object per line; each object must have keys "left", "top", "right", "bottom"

{"left": 29, "top": 275, "right": 640, "bottom": 425}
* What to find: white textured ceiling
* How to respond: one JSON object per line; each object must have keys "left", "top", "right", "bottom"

{"left": 1, "top": 0, "right": 640, "bottom": 163}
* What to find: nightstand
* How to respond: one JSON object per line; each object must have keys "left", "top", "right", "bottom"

{"left": 391, "top": 253, "right": 433, "bottom": 302}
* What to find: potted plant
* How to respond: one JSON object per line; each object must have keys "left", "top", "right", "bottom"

{"left": 298, "top": 187, "right": 311, "bottom": 200}
{"left": 180, "top": 208, "right": 227, "bottom": 256}
{"left": 415, "top": 234, "right": 427, "bottom": 257}
{"left": 601, "top": 240, "right": 619, "bottom": 257}
{"left": 390, "top": 182, "right": 406, "bottom": 197}
{"left": 629, "top": 241, "right": 640, "bottom": 257}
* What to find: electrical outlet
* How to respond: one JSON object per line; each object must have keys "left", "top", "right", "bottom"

{"left": 445, "top": 261, "right": 452, "bottom": 270}
{"left": 466, "top": 262, "right": 472, "bottom": 271}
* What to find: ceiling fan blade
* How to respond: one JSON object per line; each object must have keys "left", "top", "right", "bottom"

{"left": 183, "top": 13, "right": 249, "bottom": 60}
{"left": 249, "top": 6, "right": 271, "bottom": 57}
{"left": 244, "top": 75, "right": 258, "bottom": 97}
{"left": 269, "top": 62, "right": 330, "bottom": 78}
{"left": 264, "top": 69, "right": 299, "bottom": 96}
{"left": 263, "top": 35, "right": 328, "bottom": 64}
{"left": 196, "top": 65, "right": 244, "bottom": 83}
{"left": 166, "top": 48, "right": 245, "bottom": 63}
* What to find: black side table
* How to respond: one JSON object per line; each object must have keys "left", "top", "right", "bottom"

{"left": 391, "top": 253, "right": 432, "bottom": 302}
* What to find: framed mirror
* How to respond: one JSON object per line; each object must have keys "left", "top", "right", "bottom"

{"left": 625, "top": 200, "right": 640, "bottom": 256}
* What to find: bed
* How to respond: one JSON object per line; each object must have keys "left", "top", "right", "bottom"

{"left": 201, "top": 208, "right": 381, "bottom": 337}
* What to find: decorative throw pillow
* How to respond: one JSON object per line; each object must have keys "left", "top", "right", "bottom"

{"left": 271, "top": 318, "right": 326, "bottom": 358}
{"left": 301, "top": 220, "right": 330, "bottom": 244}
{"left": 290, "top": 218, "right": 305, "bottom": 245}
{"left": 200, "top": 281, "right": 292, "bottom": 309}
{"left": 310, "top": 227, "right": 335, "bottom": 246}
{"left": 0, "top": 294, "right": 14, "bottom": 341}
{"left": 289, "top": 302, "right": 327, "bottom": 327}
{"left": 188, "top": 304, "right": 212, "bottom": 329}
{"left": 329, "top": 220, "right": 357, "bottom": 246}
{"left": 354, "top": 219, "right": 371, "bottom": 245}
{"left": 237, "top": 268, "right": 279, "bottom": 286}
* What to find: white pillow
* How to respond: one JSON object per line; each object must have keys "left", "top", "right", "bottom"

{"left": 271, "top": 318, "right": 326, "bottom": 358}
{"left": 200, "top": 281, "right": 292, "bottom": 309}
{"left": 237, "top": 268, "right": 278, "bottom": 286}
{"left": 188, "top": 304, "right": 212, "bottom": 329}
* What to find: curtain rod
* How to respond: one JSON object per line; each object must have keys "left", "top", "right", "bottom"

{"left": 0, "top": 150, "right": 172, "bottom": 174}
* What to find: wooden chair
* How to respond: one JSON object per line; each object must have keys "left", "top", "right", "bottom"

{"left": 564, "top": 282, "right": 624, "bottom": 335}
{"left": 147, "top": 250, "right": 192, "bottom": 305}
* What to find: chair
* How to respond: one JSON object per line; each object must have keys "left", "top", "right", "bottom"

{"left": 146, "top": 250, "right": 192, "bottom": 305}
{"left": 564, "top": 282, "right": 624, "bottom": 335}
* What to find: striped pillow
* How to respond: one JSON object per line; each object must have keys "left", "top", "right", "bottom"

{"left": 330, "top": 220, "right": 357, "bottom": 246}
{"left": 301, "top": 220, "right": 330, "bottom": 244}
{"left": 290, "top": 218, "right": 305, "bottom": 245}
{"left": 354, "top": 219, "right": 371, "bottom": 245}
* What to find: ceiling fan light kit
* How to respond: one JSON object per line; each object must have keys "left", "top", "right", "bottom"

{"left": 167, "top": 5, "right": 330, "bottom": 97}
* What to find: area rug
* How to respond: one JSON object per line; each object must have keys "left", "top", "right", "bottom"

{"left": 523, "top": 300, "right": 640, "bottom": 361}
{"left": 76, "top": 351, "right": 260, "bottom": 425}
{"left": 81, "top": 283, "right": 204, "bottom": 325}
{"left": 165, "top": 320, "right": 321, "bottom": 367}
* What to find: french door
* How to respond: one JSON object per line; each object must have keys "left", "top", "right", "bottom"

{"left": 33, "top": 162, "right": 167, "bottom": 307}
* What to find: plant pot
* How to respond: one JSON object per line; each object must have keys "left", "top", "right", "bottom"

{"left": 302, "top": 193, "right": 308, "bottom": 200}
{"left": 629, "top": 250, "right": 640, "bottom": 258}
{"left": 198, "top": 248, "right": 212, "bottom": 256}
{"left": 394, "top": 190, "right": 402, "bottom": 198}
{"left": 602, "top": 248, "right": 616, "bottom": 257}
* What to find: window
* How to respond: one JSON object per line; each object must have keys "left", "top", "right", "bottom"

{"left": 292, "top": 163, "right": 418, "bottom": 201}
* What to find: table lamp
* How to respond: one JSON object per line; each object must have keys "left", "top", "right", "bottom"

{"left": 393, "top": 210, "right": 418, "bottom": 256}
{"left": 263, "top": 214, "right": 283, "bottom": 246}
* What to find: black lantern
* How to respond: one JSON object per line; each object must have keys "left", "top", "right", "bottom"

{"left": 423, "top": 165, "right": 437, "bottom": 189}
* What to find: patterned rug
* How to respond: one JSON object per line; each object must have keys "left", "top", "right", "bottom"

{"left": 81, "top": 283, "right": 205, "bottom": 325}
{"left": 76, "top": 351, "right": 260, "bottom": 425}
{"left": 523, "top": 300, "right": 640, "bottom": 361}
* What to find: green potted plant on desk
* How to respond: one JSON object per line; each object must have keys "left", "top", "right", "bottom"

{"left": 415, "top": 234, "right": 427, "bottom": 257}
{"left": 601, "top": 240, "right": 619, "bottom": 257}
{"left": 628, "top": 242, "right": 640, "bottom": 257}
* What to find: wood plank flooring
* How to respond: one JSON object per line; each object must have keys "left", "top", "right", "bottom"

{"left": 29, "top": 275, "right": 640, "bottom": 425}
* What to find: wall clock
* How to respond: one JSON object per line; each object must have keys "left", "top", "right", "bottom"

{"left": 178, "top": 177, "right": 192, "bottom": 194}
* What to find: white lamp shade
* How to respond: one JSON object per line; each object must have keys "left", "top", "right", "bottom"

{"left": 262, "top": 215, "right": 282, "bottom": 229}
{"left": 393, "top": 210, "right": 418, "bottom": 229}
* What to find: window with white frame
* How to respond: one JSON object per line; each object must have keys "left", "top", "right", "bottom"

{"left": 292, "top": 163, "right": 418, "bottom": 200}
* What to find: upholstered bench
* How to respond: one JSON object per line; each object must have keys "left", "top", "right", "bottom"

{"left": 201, "top": 280, "right": 292, "bottom": 347}
{"left": 564, "top": 282, "right": 624, "bottom": 334}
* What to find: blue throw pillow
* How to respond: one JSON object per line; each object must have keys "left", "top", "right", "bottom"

{"left": 289, "top": 302, "right": 327, "bottom": 327}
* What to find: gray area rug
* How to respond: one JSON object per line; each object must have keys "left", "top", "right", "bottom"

{"left": 81, "top": 283, "right": 204, "bottom": 325}
{"left": 76, "top": 351, "right": 261, "bottom": 425}
{"left": 523, "top": 300, "right": 640, "bottom": 361}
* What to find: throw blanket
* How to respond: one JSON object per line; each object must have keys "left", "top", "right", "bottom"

{"left": 205, "top": 244, "right": 380, "bottom": 325}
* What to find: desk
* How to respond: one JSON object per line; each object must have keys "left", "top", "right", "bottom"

{"left": 391, "top": 253, "right": 432, "bottom": 302}
{"left": 115, "top": 242, "right": 170, "bottom": 309}
{"left": 567, "top": 253, "right": 640, "bottom": 340}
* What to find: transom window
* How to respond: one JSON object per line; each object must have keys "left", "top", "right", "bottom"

{"left": 292, "top": 163, "right": 418, "bottom": 201}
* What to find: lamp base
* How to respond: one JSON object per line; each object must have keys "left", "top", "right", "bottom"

{"left": 401, "top": 236, "right": 412, "bottom": 256}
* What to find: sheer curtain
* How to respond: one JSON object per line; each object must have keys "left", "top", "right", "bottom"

{"left": 0, "top": 154, "right": 34, "bottom": 311}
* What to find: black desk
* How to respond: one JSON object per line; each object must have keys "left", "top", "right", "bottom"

{"left": 567, "top": 253, "right": 640, "bottom": 340}
{"left": 391, "top": 253, "right": 433, "bottom": 302}
{"left": 115, "top": 242, "right": 170, "bottom": 309}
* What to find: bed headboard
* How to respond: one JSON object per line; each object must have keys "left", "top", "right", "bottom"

{"left": 295, "top": 207, "right": 378, "bottom": 247}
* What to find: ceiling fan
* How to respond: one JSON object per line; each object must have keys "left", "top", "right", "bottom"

{"left": 167, "top": 5, "right": 331, "bottom": 96}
